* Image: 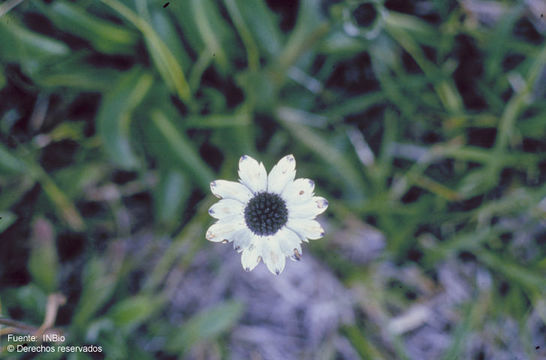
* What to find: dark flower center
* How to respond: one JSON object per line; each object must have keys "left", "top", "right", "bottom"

{"left": 244, "top": 192, "right": 288, "bottom": 236}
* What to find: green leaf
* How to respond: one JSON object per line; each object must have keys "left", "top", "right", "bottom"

{"left": 0, "top": 16, "right": 69, "bottom": 64}
{"left": 424, "top": 227, "right": 500, "bottom": 265}
{"left": 0, "top": 211, "right": 17, "bottom": 234}
{"left": 185, "top": 110, "right": 251, "bottom": 129}
{"left": 277, "top": 112, "right": 366, "bottom": 204}
{"left": 154, "top": 168, "right": 190, "bottom": 228}
{"left": 148, "top": 109, "right": 214, "bottom": 191}
{"left": 231, "top": 0, "right": 283, "bottom": 57}
{"left": 97, "top": 67, "right": 153, "bottom": 169}
{"left": 22, "top": 158, "right": 85, "bottom": 231}
{"left": 384, "top": 24, "right": 463, "bottom": 113}
{"left": 323, "top": 92, "right": 387, "bottom": 121}
{"left": 28, "top": 218, "right": 59, "bottom": 293}
{"left": 476, "top": 250, "right": 546, "bottom": 294}
{"left": 31, "top": 53, "right": 122, "bottom": 90}
{"left": 166, "top": 301, "right": 244, "bottom": 353}
{"left": 236, "top": 70, "right": 277, "bottom": 111}
{"left": 456, "top": 169, "right": 496, "bottom": 199}
{"left": 73, "top": 257, "right": 120, "bottom": 329}
{"left": 36, "top": 0, "right": 138, "bottom": 54}
{"left": 190, "top": 0, "right": 236, "bottom": 74}
{"left": 172, "top": 0, "right": 237, "bottom": 74}
{"left": 150, "top": 10, "right": 191, "bottom": 72}
{"left": 171, "top": 1, "right": 206, "bottom": 55}
{"left": 54, "top": 162, "right": 107, "bottom": 200}
{"left": 383, "top": 11, "right": 440, "bottom": 47}
{"left": 342, "top": 325, "right": 388, "bottom": 360}
{"left": 0, "top": 63, "right": 5, "bottom": 89}
{"left": 107, "top": 295, "right": 164, "bottom": 331}
{"left": 319, "top": 30, "right": 368, "bottom": 54}
{"left": 277, "top": 0, "right": 328, "bottom": 70}
{"left": 100, "top": 0, "right": 192, "bottom": 103}
{"left": 441, "top": 299, "right": 489, "bottom": 360}
{"left": 14, "top": 285, "right": 48, "bottom": 324}
{"left": 0, "top": 143, "right": 25, "bottom": 174}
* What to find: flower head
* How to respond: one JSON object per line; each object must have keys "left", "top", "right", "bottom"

{"left": 206, "top": 154, "right": 328, "bottom": 275}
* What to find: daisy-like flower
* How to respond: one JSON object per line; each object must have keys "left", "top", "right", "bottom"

{"left": 206, "top": 154, "right": 329, "bottom": 275}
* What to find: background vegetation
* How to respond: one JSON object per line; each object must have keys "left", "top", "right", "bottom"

{"left": 1, "top": 0, "right": 545, "bottom": 359}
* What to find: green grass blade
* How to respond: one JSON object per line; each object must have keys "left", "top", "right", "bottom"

{"left": 277, "top": 110, "right": 366, "bottom": 204}
{"left": 149, "top": 110, "right": 214, "bottom": 191}
{"left": 35, "top": 0, "right": 138, "bottom": 54}
{"left": 0, "top": 143, "right": 26, "bottom": 174}
{"left": 229, "top": 0, "right": 283, "bottom": 58}
{"left": 0, "top": 15, "right": 69, "bottom": 64}
{"left": 97, "top": 67, "right": 153, "bottom": 169}
{"left": 166, "top": 301, "right": 244, "bottom": 353}
{"left": 100, "top": 0, "right": 192, "bottom": 103}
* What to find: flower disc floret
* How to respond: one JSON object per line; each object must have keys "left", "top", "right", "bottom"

{"left": 244, "top": 192, "right": 288, "bottom": 236}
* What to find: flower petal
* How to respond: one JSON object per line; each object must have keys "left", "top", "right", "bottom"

{"left": 288, "top": 196, "right": 329, "bottom": 219}
{"left": 277, "top": 227, "right": 302, "bottom": 257}
{"left": 241, "top": 237, "right": 261, "bottom": 271}
{"left": 206, "top": 218, "right": 245, "bottom": 242}
{"left": 282, "top": 178, "right": 315, "bottom": 204}
{"left": 238, "top": 155, "right": 267, "bottom": 194}
{"left": 267, "top": 154, "right": 296, "bottom": 194}
{"left": 208, "top": 199, "right": 244, "bottom": 220}
{"left": 233, "top": 228, "right": 252, "bottom": 252}
{"left": 286, "top": 218, "right": 325, "bottom": 240}
{"left": 262, "top": 237, "right": 286, "bottom": 275}
{"left": 210, "top": 180, "right": 253, "bottom": 203}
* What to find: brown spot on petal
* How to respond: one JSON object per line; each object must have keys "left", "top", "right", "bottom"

{"left": 221, "top": 239, "right": 228, "bottom": 244}
{"left": 206, "top": 232, "right": 216, "bottom": 240}
{"left": 293, "top": 248, "right": 301, "bottom": 260}
{"left": 299, "top": 190, "right": 304, "bottom": 195}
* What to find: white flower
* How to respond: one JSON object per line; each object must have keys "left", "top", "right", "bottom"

{"left": 206, "top": 154, "right": 329, "bottom": 275}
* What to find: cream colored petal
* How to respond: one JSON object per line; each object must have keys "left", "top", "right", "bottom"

{"left": 210, "top": 180, "right": 253, "bottom": 203}
{"left": 241, "top": 237, "right": 261, "bottom": 271}
{"left": 267, "top": 154, "right": 296, "bottom": 194}
{"left": 232, "top": 228, "right": 252, "bottom": 252}
{"left": 277, "top": 228, "right": 302, "bottom": 257}
{"left": 262, "top": 237, "right": 286, "bottom": 275}
{"left": 208, "top": 199, "right": 244, "bottom": 220}
{"left": 238, "top": 155, "right": 267, "bottom": 194}
{"left": 288, "top": 196, "right": 329, "bottom": 219}
{"left": 286, "top": 218, "right": 325, "bottom": 240}
{"left": 205, "top": 218, "right": 245, "bottom": 242}
{"left": 282, "top": 178, "right": 315, "bottom": 204}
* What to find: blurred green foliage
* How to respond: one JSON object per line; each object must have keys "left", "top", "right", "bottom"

{"left": 0, "top": 0, "right": 545, "bottom": 358}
